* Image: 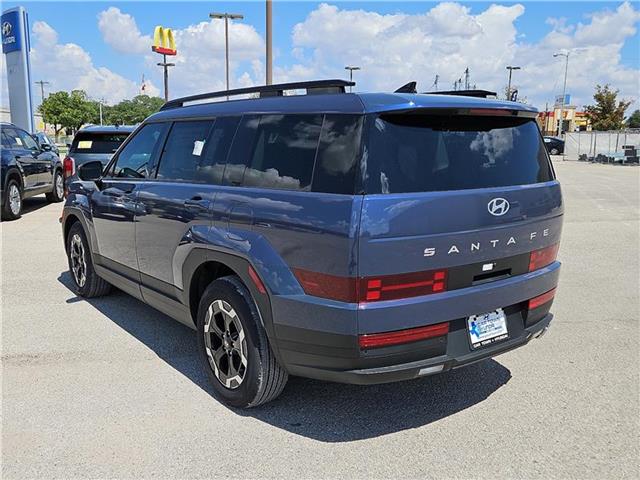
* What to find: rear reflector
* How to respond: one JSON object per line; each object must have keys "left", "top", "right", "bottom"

{"left": 528, "top": 288, "right": 557, "bottom": 310}
{"left": 292, "top": 268, "right": 447, "bottom": 304}
{"left": 248, "top": 265, "right": 267, "bottom": 295}
{"left": 359, "top": 322, "right": 450, "bottom": 349}
{"left": 529, "top": 243, "right": 559, "bottom": 272}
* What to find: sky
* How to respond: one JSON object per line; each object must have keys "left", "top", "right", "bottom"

{"left": 1, "top": 1, "right": 639, "bottom": 112}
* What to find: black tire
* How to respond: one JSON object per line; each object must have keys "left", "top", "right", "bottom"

{"left": 550, "top": 148, "right": 559, "bottom": 155}
{"left": 2, "top": 178, "right": 22, "bottom": 220}
{"left": 66, "top": 222, "right": 111, "bottom": 297}
{"left": 46, "top": 169, "right": 64, "bottom": 203}
{"left": 196, "top": 275, "right": 288, "bottom": 408}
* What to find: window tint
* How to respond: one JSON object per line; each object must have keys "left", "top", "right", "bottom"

{"left": 156, "top": 120, "right": 214, "bottom": 182}
{"left": 365, "top": 115, "right": 552, "bottom": 194}
{"left": 1, "top": 131, "right": 12, "bottom": 148}
{"left": 71, "top": 132, "right": 130, "bottom": 154}
{"left": 242, "top": 114, "right": 323, "bottom": 191}
{"left": 312, "top": 115, "right": 363, "bottom": 194}
{"left": 223, "top": 115, "right": 259, "bottom": 187}
{"left": 111, "top": 123, "right": 168, "bottom": 178}
{"left": 196, "top": 116, "right": 240, "bottom": 185}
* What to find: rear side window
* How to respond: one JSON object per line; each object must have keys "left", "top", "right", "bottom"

{"left": 312, "top": 115, "right": 363, "bottom": 194}
{"left": 156, "top": 120, "right": 214, "bottom": 182}
{"left": 365, "top": 114, "right": 553, "bottom": 194}
{"left": 111, "top": 123, "right": 168, "bottom": 178}
{"left": 241, "top": 114, "right": 323, "bottom": 191}
{"left": 71, "top": 132, "right": 130, "bottom": 154}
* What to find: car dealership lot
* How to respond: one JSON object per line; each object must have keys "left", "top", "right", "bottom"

{"left": 2, "top": 159, "right": 638, "bottom": 479}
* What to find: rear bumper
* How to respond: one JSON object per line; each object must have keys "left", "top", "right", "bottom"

{"left": 270, "top": 262, "right": 560, "bottom": 384}
{"left": 286, "top": 314, "right": 551, "bottom": 385}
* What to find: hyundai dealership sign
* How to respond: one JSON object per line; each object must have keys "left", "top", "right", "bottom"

{"left": 1, "top": 6, "right": 34, "bottom": 132}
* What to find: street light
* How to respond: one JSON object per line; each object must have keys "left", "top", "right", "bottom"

{"left": 506, "top": 66, "right": 521, "bottom": 101}
{"left": 553, "top": 52, "right": 570, "bottom": 136}
{"left": 344, "top": 66, "right": 360, "bottom": 92}
{"left": 210, "top": 12, "right": 244, "bottom": 95}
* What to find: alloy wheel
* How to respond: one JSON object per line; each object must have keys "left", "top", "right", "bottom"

{"left": 55, "top": 173, "right": 64, "bottom": 199}
{"left": 70, "top": 233, "right": 87, "bottom": 288}
{"left": 8, "top": 184, "right": 21, "bottom": 216}
{"left": 203, "top": 299, "right": 248, "bottom": 389}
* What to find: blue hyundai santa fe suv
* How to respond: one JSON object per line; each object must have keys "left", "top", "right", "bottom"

{"left": 61, "top": 80, "right": 563, "bottom": 408}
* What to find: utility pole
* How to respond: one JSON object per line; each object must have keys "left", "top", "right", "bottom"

{"left": 344, "top": 66, "right": 360, "bottom": 92}
{"left": 464, "top": 67, "right": 470, "bottom": 90}
{"left": 34, "top": 80, "right": 50, "bottom": 105}
{"left": 266, "top": 0, "right": 272, "bottom": 85}
{"left": 210, "top": 12, "right": 244, "bottom": 96}
{"left": 431, "top": 74, "right": 439, "bottom": 91}
{"left": 506, "top": 66, "right": 521, "bottom": 101}
{"left": 157, "top": 54, "right": 175, "bottom": 101}
{"left": 553, "top": 52, "right": 570, "bottom": 136}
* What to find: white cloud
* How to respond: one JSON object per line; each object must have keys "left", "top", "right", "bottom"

{"left": 97, "top": 7, "right": 264, "bottom": 99}
{"left": 28, "top": 21, "right": 159, "bottom": 104}
{"left": 283, "top": 2, "right": 640, "bottom": 110}
{"left": 98, "top": 6, "right": 150, "bottom": 55}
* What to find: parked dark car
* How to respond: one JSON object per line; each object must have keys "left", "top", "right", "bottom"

{"left": 34, "top": 131, "right": 60, "bottom": 156}
{"left": 63, "top": 125, "right": 135, "bottom": 181}
{"left": 1, "top": 122, "right": 63, "bottom": 220}
{"left": 61, "top": 80, "right": 563, "bottom": 408}
{"left": 543, "top": 136, "right": 564, "bottom": 155}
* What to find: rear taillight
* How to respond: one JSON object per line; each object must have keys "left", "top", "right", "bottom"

{"left": 528, "top": 288, "right": 557, "bottom": 310}
{"left": 529, "top": 243, "right": 559, "bottom": 272}
{"left": 292, "top": 268, "right": 447, "bottom": 304}
{"left": 63, "top": 156, "right": 75, "bottom": 179}
{"left": 359, "top": 322, "right": 450, "bottom": 349}
{"left": 360, "top": 269, "right": 447, "bottom": 302}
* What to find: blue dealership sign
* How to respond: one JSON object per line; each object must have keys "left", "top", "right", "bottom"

{"left": 2, "top": 9, "right": 23, "bottom": 53}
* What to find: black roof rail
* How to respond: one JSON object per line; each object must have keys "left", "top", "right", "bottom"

{"left": 423, "top": 89, "right": 497, "bottom": 98}
{"left": 394, "top": 81, "right": 417, "bottom": 94}
{"left": 161, "top": 79, "right": 355, "bottom": 111}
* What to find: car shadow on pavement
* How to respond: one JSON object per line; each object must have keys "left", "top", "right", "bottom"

{"left": 2, "top": 197, "right": 51, "bottom": 221}
{"left": 58, "top": 271, "right": 512, "bottom": 442}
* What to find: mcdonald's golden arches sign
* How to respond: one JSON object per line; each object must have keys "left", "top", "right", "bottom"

{"left": 152, "top": 26, "right": 177, "bottom": 56}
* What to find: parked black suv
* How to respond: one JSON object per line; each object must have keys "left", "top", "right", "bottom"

{"left": 62, "top": 80, "right": 562, "bottom": 408}
{"left": 1, "top": 122, "right": 63, "bottom": 220}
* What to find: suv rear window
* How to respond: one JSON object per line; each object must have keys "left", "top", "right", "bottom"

{"left": 71, "top": 132, "right": 130, "bottom": 154}
{"left": 365, "top": 114, "right": 553, "bottom": 194}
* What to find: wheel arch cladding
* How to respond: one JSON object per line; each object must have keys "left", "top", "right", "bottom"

{"left": 63, "top": 214, "right": 81, "bottom": 249}
{"left": 188, "top": 260, "right": 236, "bottom": 324}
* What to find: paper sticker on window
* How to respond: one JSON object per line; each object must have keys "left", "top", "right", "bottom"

{"left": 78, "top": 140, "right": 93, "bottom": 149}
{"left": 14, "top": 137, "right": 23, "bottom": 146}
{"left": 192, "top": 140, "right": 205, "bottom": 156}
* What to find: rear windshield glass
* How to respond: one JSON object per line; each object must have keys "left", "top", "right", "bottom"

{"left": 71, "top": 132, "right": 130, "bottom": 154}
{"left": 364, "top": 114, "right": 552, "bottom": 194}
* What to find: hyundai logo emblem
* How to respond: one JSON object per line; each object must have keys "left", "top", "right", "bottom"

{"left": 2, "top": 22, "right": 12, "bottom": 37}
{"left": 488, "top": 197, "right": 510, "bottom": 216}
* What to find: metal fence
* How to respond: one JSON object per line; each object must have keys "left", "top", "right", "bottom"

{"left": 564, "top": 130, "right": 640, "bottom": 160}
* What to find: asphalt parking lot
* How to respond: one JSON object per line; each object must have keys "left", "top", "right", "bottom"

{"left": 2, "top": 159, "right": 639, "bottom": 479}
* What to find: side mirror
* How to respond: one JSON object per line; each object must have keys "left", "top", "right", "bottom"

{"left": 78, "top": 160, "right": 103, "bottom": 182}
{"left": 41, "top": 143, "right": 52, "bottom": 151}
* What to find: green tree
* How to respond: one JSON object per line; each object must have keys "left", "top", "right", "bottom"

{"left": 104, "top": 95, "right": 164, "bottom": 125}
{"left": 39, "top": 90, "right": 95, "bottom": 137}
{"left": 584, "top": 84, "right": 632, "bottom": 131}
{"left": 626, "top": 109, "right": 640, "bottom": 129}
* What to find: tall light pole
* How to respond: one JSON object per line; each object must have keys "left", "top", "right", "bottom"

{"left": 506, "top": 66, "right": 521, "bottom": 100}
{"left": 344, "top": 66, "right": 360, "bottom": 92}
{"left": 210, "top": 12, "right": 244, "bottom": 95}
{"left": 266, "top": 0, "right": 272, "bottom": 85}
{"left": 34, "top": 80, "right": 50, "bottom": 105}
{"left": 553, "top": 52, "right": 570, "bottom": 136}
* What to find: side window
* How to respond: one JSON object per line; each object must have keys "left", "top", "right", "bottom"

{"left": 15, "top": 129, "right": 39, "bottom": 150}
{"left": 156, "top": 120, "right": 214, "bottom": 182}
{"left": 223, "top": 115, "right": 259, "bottom": 187}
{"left": 111, "top": 123, "right": 168, "bottom": 178}
{"left": 242, "top": 114, "right": 323, "bottom": 191}
{"left": 312, "top": 115, "right": 363, "bottom": 194}
{"left": 196, "top": 116, "right": 240, "bottom": 185}
{"left": 1, "top": 131, "right": 11, "bottom": 148}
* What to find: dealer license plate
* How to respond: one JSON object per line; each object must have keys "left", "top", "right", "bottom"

{"left": 467, "top": 308, "right": 508, "bottom": 349}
